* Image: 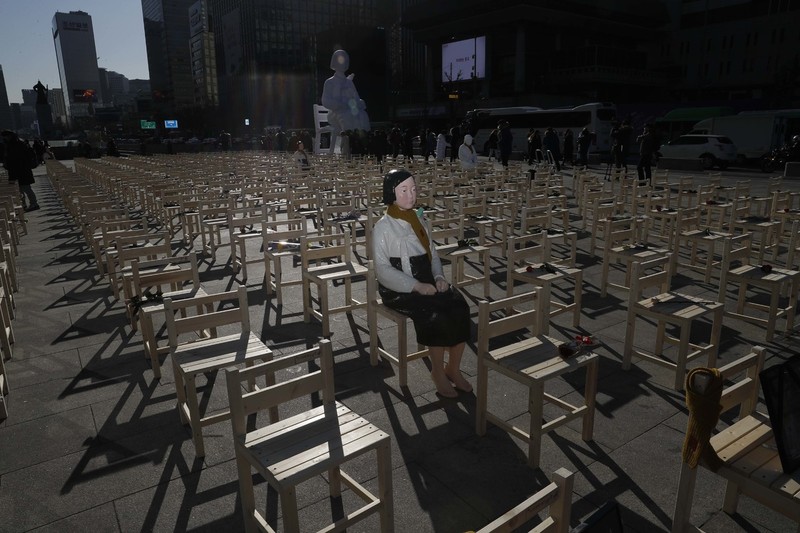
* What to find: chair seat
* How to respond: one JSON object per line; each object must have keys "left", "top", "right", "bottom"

{"left": 305, "top": 261, "right": 368, "bottom": 283}
{"left": 637, "top": 292, "right": 723, "bottom": 320}
{"left": 174, "top": 332, "right": 270, "bottom": 374}
{"left": 240, "top": 401, "right": 390, "bottom": 490}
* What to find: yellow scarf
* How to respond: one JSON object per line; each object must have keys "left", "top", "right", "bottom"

{"left": 387, "top": 204, "right": 431, "bottom": 260}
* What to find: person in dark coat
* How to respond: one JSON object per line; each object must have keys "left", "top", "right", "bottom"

{"left": 636, "top": 125, "right": 656, "bottom": 184}
{"left": 527, "top": 129, "right": 542, "bottom": 165}
{"left": 542, "top": 127, "right": 561, "bottom": 171}
{"left": 1, "top": 130, "right": 39, "bottom": 211}
{"left": 498, "top": 120, "right": 513, "bottom": 167}
{"left": 563, "top": 129, "right": 574, "bottom": 166}
{"left": 577, "top": 128, "right": 592, "bottom": 167}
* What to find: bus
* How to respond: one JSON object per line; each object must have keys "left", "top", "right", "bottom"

{"left": 462, "top": 102, "right": 617, "bottom": 158}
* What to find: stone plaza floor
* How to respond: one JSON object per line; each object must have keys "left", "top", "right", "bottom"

{"left": 0, "top": 159, "right": 798, "bottom": 532}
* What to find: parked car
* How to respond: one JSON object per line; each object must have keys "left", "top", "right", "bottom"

{"left": 658, "top": 134, "right": 738, "bottom": 169}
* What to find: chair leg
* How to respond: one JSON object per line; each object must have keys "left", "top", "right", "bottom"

{"left": 328, "top": 466, "right": 342, "bottom": 498}
{"left": 185, "top": 373, "right": 205, "bottom": 457}
{"left": 236, "top": 454, "right": 258, "bottom": 533}
{"left": 280, "top": 486, "right": 301, "bottom": 531}
{"left": 527, "top": 381, "right": 545, "bottom": 468}
{"left": 377, "top": 443, "right": 394, "bottom": 532}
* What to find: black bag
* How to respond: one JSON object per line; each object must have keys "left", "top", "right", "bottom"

{"left": 759, "top": 354, "right": 800, "bottom": 474}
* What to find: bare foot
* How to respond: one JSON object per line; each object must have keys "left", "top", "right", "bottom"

{"left": 431, "top": 371, "right": 458, "bottom": 398}
{"left": 445, "top": 366, "right": 473, "bottom": 393}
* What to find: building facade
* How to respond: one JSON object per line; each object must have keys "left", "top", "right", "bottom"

{"left": 141, "top": 0, "right": 196, "bottom": 112}
{"left": 0, "top": 65, "right": 12, "bottom": 131}
{"left": 399, "top": 0, "right": 800, "bottom": 123}
{"left": 52, "top": 11, "right": 102, "bottom": 122}
{"left": 189, "top": 0, "right": 219, "bottom": 108}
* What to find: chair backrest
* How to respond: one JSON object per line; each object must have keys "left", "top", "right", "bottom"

{"left": 628, "top": 254, "right": 673, "bottom": 304}
{"left": 262, "top": 218, "right": 307, "bottom": 254}
{"left": 787, "top": 220, "right": 800, "bottom": 269}
{"left": 430, "top": 215, "right": 465, "bottom": 245}
{"left": 227, "top": 204, "right": 266, "bottom": 234}
{"left": 676, "top": 206, "right": 701, "bottom": 235}
{"left": 507, "top": 231, "right": 551, "bottom": 269}
{"left": 476, "top": 467, "right": 574, "bottom": 533}
{"left": 300, "top": 231, "right": 353, "bottom": 269}
{"left": 225, "top": 339, "right": 334, "bottom": 439}
{"left": 477, "top": 290, "right": 543, "bottom": 357}
{"left": 717, "top": 233, "right": 753, "bottom": 302}
{"left": 164, "top": 284, "right": 250, "bottom": 348}
{"left": 115, "top": 233, "right": 172, "bottom": 271}
{"left": 130, "top": 252, "right": 201, "bottom": 300}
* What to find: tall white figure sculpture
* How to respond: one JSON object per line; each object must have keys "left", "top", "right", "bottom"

{"left": 321, "top": 50, "right": 370, "bottom": 151}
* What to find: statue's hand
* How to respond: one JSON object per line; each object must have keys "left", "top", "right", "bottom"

{"left": 347, "top": 73, "right": 355, "bottom": 81}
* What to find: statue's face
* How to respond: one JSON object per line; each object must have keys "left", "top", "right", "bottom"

{"left": 331, "top": 50, "right": 349, "bottom": 72}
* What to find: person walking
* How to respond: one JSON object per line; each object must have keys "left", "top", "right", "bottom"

{"left": 1, "top": 130, "right": 39, "bottom": 211}
{"left": 636, "top": 125, "right": 656, "bottom": 184}
{"left": 498, "top": 120, "right": 513, "bottom": 167}
{"left": 577, "top": 128, "right": 592, "bottom": 167}
{"left": 542, "top": 127, "right": 561, "bottom": 172}
{"left": 563, "top": 129, "right": 574, "bottom": 166}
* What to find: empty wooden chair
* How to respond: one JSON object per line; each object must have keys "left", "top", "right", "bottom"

{"left": 476, "top": 468, "right": 573, "bottom": 533}
{"left": 261, "top": 218, "right": 307, "bottom": 305}
{"left": 622, "top": 255, "right": 724, "bottom": 391}
{"left": 164, "top": 285, "right": 273, "bottom": 457}
{"left": 718, "top": 233, "right": 800, "bottom": 342}
{"left": 506, "top": 231, "right": 583, "bottom": 332}
{"left": 0, "top": 347, "right": 7, "bottom": 419}
{"left": 130, "top": 253, "right": 208, "bottom": 379}
{"left": 225, "top": 339, "right": 394, "bottom": 532}
{"left": 476, "top": 291, "right": 599, "bottom": 468}
{"left": 301, "top": 231, "right": 367, "bottom": 337}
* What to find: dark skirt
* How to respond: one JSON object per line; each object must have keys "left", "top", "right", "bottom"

{"left": 378, "top": 254, "right": 471, "bottom": 347}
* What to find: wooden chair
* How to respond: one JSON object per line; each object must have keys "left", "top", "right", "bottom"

{"left": 227, "top": 203, "right": 268, "bottom": 281}
{"left": 786, "top": 220, "right": 800, "bottom": 270}
{"left": 225, "top": 339, "right": 394, "bottom": 532}
{"left": 130, "top": 253, "right": 208, "bottom": 379}
{"left": 600, "top": 217, "right": 668, "bottom": 297}
{"left": 164, "top": 285, "right": 273, "bottom": 457}
{"left": 671, "top": 346, "right": 800, "bottom": 532}
{"left": 476, "top": 468, "right": 574, "bottom": 533}
{"left": 622, "top": 255, "right": 724, "bottom": 391}
{"left": 506, "top": 231, "right": 583, "bottom": 333}
{"left": 0, "top": 346, "right": 7, "bottom": 419}
{"left": 261, "top": 218, "right": 307, "bottom": 305}
{"left": 476, "top": 291, "right": 599, "bottom": 468}
{"left": 0, "top": 270, "right": 15, "bottom": 361}
{"left": 430, "top": 216, "right": 492, "bottom": 297}
{"left": 110, "top": 233, "right": 173, "bottom": 301}
{"left": 301, "top": 231, "right": 368, "bottom": 337}
{"left": 366, "top": 260, "right": 430, "bottom": 388}
{"left": 718, "top": 233, "right": 800, "bottom": 342}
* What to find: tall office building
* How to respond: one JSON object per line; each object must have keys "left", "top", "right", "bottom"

{"left": 52, "top": 11, "right": 102, "bottom": 122}
{"left": 189, "top": 0, "right": 218, "bottom": 108}
{"left": 142, "top": 0, "right": 196, "bottom": 112}
{"left": 0, "top": 65, "right": 12, "bottom": 131}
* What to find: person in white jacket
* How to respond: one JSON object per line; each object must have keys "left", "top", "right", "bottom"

{"left": 372, "top": 169, "right": 472, "bottom": 397}
{"left": 435, "top": 132, "right": 448, "bottom": 162}
{"left": 458, "top": 134, "right": 478, "bottom": 169}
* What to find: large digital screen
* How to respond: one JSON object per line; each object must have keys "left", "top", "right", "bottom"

{"left": 442, "top": 36, "right": 485, "bottom": 83}
{"left": 164, "top": 119, "right": 179, "bottom": 129}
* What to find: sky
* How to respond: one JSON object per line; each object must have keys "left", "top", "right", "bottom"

{"left": 0, "top": 0, "right": 150, "bottom": 104}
